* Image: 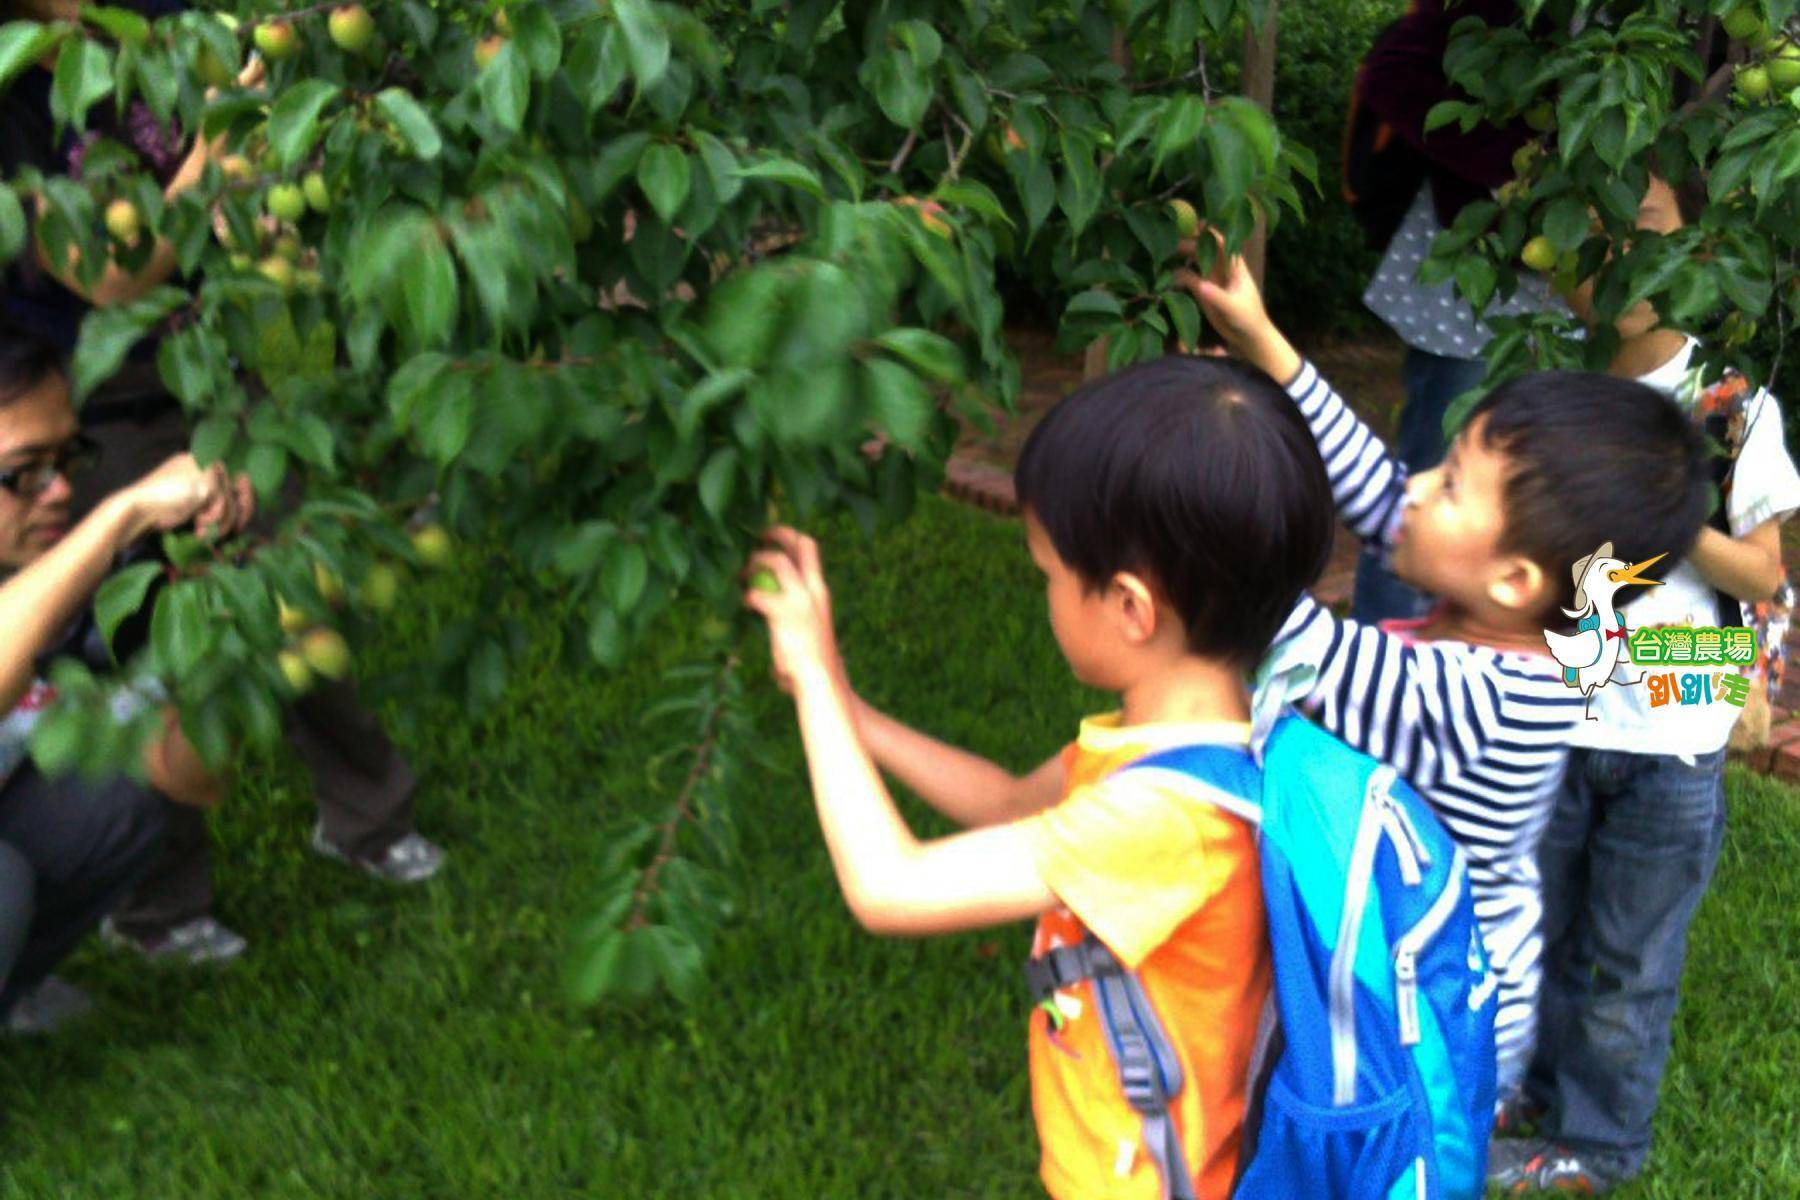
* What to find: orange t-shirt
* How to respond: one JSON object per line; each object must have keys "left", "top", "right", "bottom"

{"left": 1020, "top": 714, "right": 1271, "bottom": 1200}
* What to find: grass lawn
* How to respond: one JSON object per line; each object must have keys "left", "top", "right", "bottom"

{"left": 2, "top": 495, "right": 1797, "bottom": 1198}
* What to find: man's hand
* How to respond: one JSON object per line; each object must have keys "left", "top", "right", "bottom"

{"left": 742, "top": 527, "right": 849, "bottom": 697}
{"left": 1171, "top": 225, "right": 1300, "bottom": 383}
{"left": 117, "top": 454, "right": 253, "bottom": 543}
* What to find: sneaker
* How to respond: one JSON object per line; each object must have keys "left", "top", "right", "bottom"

{"left": 1494, "top": 1090, "right": 1549, "bottom": 1138}
{"left": 2, "top": 976, "right": 96, "bottom": 1035}
{"left": 311, "top": 822, "right": 446, "bottom": 884}
{"left": 100, "top": 915, "right": 248, "bottom": 965}
{"left": 1488, "top": 1138, "right": 1621, "bottom": 1194}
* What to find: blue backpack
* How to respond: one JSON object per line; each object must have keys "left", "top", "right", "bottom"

{"left": 1024, "top": 710, "right": 1497, "bottom": 1200}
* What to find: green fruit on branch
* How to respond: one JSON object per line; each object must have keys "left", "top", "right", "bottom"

{"left": 300, "top": 629, "right": 352, "bottom": 681}
{"left": 273, "top": 233, "right": 303, "bottom": 262}
{"left": 220, "top": 154, "right": 253, "bottom": 182}
{"left": 749, "top": 567, "right": 782, "bottom": 594}
{"left": 257, "top": 255, "right": 295, "bottom": 289}
{"left": 1736, "top": 64, "right": 1772, "bottom": 101}
{"left": 411, "top": 524, "right": 453, "bottom": 567}
{"left": 104, "top": 198, "right": 140, "bottom": 244}
{"left": 494, "top": 7, "right": 512, "bottom": 35}
{"left": 314, "top": 563, "right": 345, "bottom": 605}
{"left": 1166, "top": 198, "right": 1200, "bottom": 238}
{"left": 1523, "top": 101, "right": 1555, "bottom": 132}
{"left": 278, "top": 649, "right": 314, "bottom": 693}
{"left": 1521, "top": 235, "right": 1558, "bottom": 272}
{"left": 278, "top": 598, "right": 311, "bottom": 635}
{"left": 361, "top": 564, "right": 400, "bottom": 612}
{"left": 196, "top": 45, "right": 237, "bottom": 89}
{"left": 1510, "top": 142, "right": 1539, "bottom": 179}
{"left": 302, "top": 171, "right": 332, "bottom": 213}
{"left": 1723, "top": 4, "right": 1766, "bottom": 42}
{"left": 253, "top": 20, "right": 298, "bottom": 60}
{"left": 1768, "top": 40, "right": 1800, "bottom": 89}
{"left": 328, "top": 5, "right": 375, "bottom": 54}
{"left": 267, "top": 183, "right": 307, "bottom": 223}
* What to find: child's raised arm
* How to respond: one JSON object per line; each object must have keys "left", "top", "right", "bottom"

{"left": 1178, "top": 248, "right": 1412, "bottom": 558}
{"left": 745, "top": 530, "right": 1061, "bottom": 935}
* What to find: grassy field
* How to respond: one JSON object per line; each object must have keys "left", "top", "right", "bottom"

{"left": 2, "top": 495, "right": 1797, "bottom": 1198}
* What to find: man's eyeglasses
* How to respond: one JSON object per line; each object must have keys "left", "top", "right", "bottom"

{"left": 0, "top": 435, "right": 101, "bottom": 500}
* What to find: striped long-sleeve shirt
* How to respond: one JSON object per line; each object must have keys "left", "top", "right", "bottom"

{"left": 1272, "top": 359, "right": 1585, "bottom": 1090}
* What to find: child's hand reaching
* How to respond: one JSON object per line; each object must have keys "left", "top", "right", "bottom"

{"left": 743, "top": 527, "right": 849, "bottom": 697}
{"left": 1171, "top": 225, "right": 1300, "bottom": 384}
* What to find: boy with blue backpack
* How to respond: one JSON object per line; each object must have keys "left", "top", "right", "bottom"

{"left": 745, "top": 355, "right": 1498, "bottom": 1200}
{"left": 1180, "top": 246, "right": 1714, "bottom": 1123}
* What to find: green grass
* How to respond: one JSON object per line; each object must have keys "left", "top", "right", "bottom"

{"left": 2, "top": 495, "right": 1798, "bottom": 1197}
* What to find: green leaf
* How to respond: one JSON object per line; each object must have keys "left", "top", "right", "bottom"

{"left": 267, "top": 80, "right": 339, "bottom": 172}
{"left": 556, "top": 520, "right": 617, "bottom": 577}
{"left": 697, "top": 446, "right": 738, "bottom": 519}
{"left": 93, "top": 562, "right": 161, "bottom": 656}
{"left": 416, "top": 370, "right": 475, "bottom": 464}
{"left": 478, "top": 41, "right": 530, "bottom": 133}
{"left": 0, "top": 183, "right": 23, "bottom": 265}
{"left": 861, "top": 358, "right": 931, "bottom": 451}
{"left": 0, "top": 22, "right": 58, "bottom": 93}
{"left": 376, "top": 88, "right": 442, "bottom": 159}
{"left": 612, "top": 0, "right": 670, "bottom": 90}
{"left": 874, "top": 328, "right": 962, "bottom": 383}
{"left": 511, "top": 3, "right": 563, "bottom": 78}
{"left": 637, "top": 143, "right": 691, "bottom": 225}
{"left": 387, "top": 351, "right": 451, "bottom": 429}
{"left": 1165, "top": 291, "right": 1201, "bottom": 351}
{"left": 50, "top": 35, "right": 111, "bottom": 132}
{"left": 1453, "top": 254, "right": 1499, "bottom": 312}
{"left": 1065, "top": 289, "right": 1124, "bottom": 320}
{"left": 246, "top": 440, "right": 287, "bottom": 499}
{"left": 732, "top": 158, "right": 824, "bottom": 201}
{"left": 81, "top": 6, "right": 149, "bottom": 45}
{"left": 403, "top": 230, "right": 459, "bottom": 348}
{"left": 565, "top": 22, "right": 629, "bottom": 113}
{"left": 149, "top": 580, "right": 213, "bottom": 677}
{"left": 590, "top": 130, "right": 653, "bottom": 201}
{"left": 1543, "top": 196, "right": 1589, "bottom": 252}
{"left": 70, "top": 287, "right": 186, "bottom": 402}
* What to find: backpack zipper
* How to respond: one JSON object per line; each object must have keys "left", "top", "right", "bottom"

{"left": 1392, "top": 853, "right": 1468, "bottom": 1047}
{"left": 1330, "top": 768, "right": 1394, "bottom": 1105}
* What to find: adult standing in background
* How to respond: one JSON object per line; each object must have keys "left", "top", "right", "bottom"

{"left": 1344, "top": 0, "right": 1566, "bottom": 623}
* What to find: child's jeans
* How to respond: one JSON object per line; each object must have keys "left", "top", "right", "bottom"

{"left": 1525, "top": 745, "right": 1728, "bottom": 1180}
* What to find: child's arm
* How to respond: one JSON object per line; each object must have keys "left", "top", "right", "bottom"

{"left": 746, "top": 530, "right": 1059, "bottom": 935}
{"left": 852, "top": 699, "right": 1066, "bottom": 827}
{"left": 1685, "top": 390, "right": 1800, "bottom": 604}
{"left": 1177, "top": 248, "right": 1412, "bottom": 555}
{"left": 1686, "top": 522, "right": 1785, "bottom": 604}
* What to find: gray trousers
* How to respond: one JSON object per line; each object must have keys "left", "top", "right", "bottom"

{"left": 0, "top": 767, "right": 169, "bottom": 1011}
{"left": 75, "top": 378, "right": 417, "bottom": 939}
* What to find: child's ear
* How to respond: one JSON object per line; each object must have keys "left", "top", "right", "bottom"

{"left": 1110, "top": 571, "right": 1160, "bottom": 645}
{"left": 1487, "top": 554, "right": 1547, "bottom": 616}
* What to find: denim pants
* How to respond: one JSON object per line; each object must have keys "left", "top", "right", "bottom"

{"left": 0, "top": 767, "right": 169, "bottom": 1011}
{"left": 1350, "top": 347, "right": 1489, "bottom": 625}
{"left": 1525, "top": 745, "right": 1729, "bottom": 1179}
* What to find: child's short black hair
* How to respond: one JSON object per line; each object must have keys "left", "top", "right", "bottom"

{"left": 0, "top": 332, "right": 65, "bottom": 408}
{"left": 1467, "top": 372, "right": 1711, "bottom": 617}
{"left": 1015, "top": 355, "right": 1335, "bottom": 670}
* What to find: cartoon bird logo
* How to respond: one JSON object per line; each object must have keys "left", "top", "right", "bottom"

{"left": 1543, "top": 541, "right": 1666, "bottom": 719}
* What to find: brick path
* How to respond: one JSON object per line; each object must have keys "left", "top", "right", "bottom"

{"left": 943, "top": 330, "right": 1800, "bottom": 775}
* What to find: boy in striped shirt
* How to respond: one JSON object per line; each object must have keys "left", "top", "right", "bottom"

{"left": 1179, "top": 252, "right": 1713, "bottom": 1102}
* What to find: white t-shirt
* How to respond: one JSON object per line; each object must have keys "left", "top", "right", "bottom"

{"left": 1572, "top": 338, "right": 1800, "bottom": 756}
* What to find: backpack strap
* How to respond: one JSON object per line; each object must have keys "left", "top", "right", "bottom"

{"left": 1018, "top": 738, "right": 1268, "bottom": 1200}
{"left": 1025, "top": 935, "right": 1197, "bottom": 1200}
